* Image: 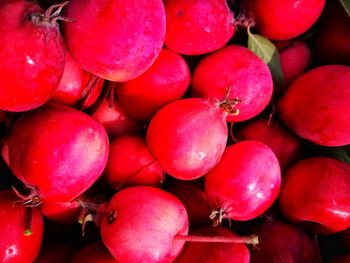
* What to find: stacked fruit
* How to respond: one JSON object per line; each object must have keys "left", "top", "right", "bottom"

{"left": 0, "top": 0, "right": 349, "bottom": 262}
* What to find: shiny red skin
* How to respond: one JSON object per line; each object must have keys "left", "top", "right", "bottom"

{"left": 174, "top": 227, "right": 250, "bottom": 263}
{"left": 313, "top": 1, "right": 350, "bottom": 65}
{"left": 164, "top": 0, "right": 234, "bottom": 55}
{"left": 0, "top": 191, "right": 43, "bottom": 263}
{"left": 278, "top": 65, "right": 350, "bottom": 147}
{"left": 241, "top": 0, "right": 325, "bottom": 40}
{"left": 146, "top": 98, "right": 228, "bottom": 180}
{"left": 71, "top": 242, "right": 117, "bottom": 263}
{"left": 34, "top": 242, "right": 75, "bottom": 263}
{"left": 91, "top": 97, "right": 143, "bottom": 138}
{"left": 2, "top": 103, "right": 109, "bottom": 203}
{"left": 278, "top": 40, "right": 311, "bottom": 90}
{"left": 100, "top": 186, "right": 189, "bottom": 263}
{"left": 40, "top": 200, "right": 81, "bottom": 224}
{"left": 63, "top": 0, "right": 166, "bottom": 82}
{"left": 250, "top": 219, "right": 319, "bottom": 263}
{"left": 105, "top": 134, "right": 164, "bottom": 190}
{"left": 236, "top": 118, "right": 302, "bottom": 171}
{"left": 116, "top": 48, "right": 190, "bottom": 121}
{"left": 279, "top": 157, "right": 350, "bottom": 234}
{"left": 205, "top": 141, "right": 281, "bottom": 221}
{"left": 166, "top": 180, "right": 211, "bottom": 226}
{"left": 51, "top": 52, "right": 104, "bottom": 109}
{"left": 191, "top": 45, "right": 273, "bottom": 122}
{"left": 0, "top": 1, "right": 65, "bottom": 112}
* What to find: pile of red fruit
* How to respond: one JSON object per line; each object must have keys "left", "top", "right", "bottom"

{"left": 0, "top": 0, "right": 349, "bottom": 262}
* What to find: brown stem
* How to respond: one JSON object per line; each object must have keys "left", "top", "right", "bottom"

{"left": 75, "top": 75, "right": 100, "bottom": 109}
{"left": 23, "top": 207, "right": 33, "bottom": 236}
{"left": 174, "top": 234, "right": 259, "bottom": 245}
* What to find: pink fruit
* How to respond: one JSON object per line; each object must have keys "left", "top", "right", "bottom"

{"left": 205, "top": 141, "right": 281, "bottom": 222}
{"left": 250, "top": 219, "right": 319, "bottom": 263}
{"left": 241, "top": 0, "right": 326, "bottom": 40}
{"left": 100, "top": 186, "right": 189, "bottom": 263}
{"left": 71, "top": 242, "right": 117, "bottom": 263}
{"left": 277, "top": 40, "right": 311, "bottom": 91}
{"left": 40, "top": 200, "right": 81, "bottom": 224}
{"left": 146, "top": 98, "right": 228, "bottom": 180}
{"left": 278, "top": 65, "right": 350, "bottom": 146}
{"left": 63, "top": 0, "right": 166, "bottom": 82}
{"left": 2, "top": 103, "right": 109, "bottom": 203}
{"left": 0, "top": 191, "right": 43, "bottom": 263}
{"left": 105, "top": 134, "right": 164, "bottom": 190}
{"left": 116, "top": 48, "right": 190, "bottom": 121}
{"left": 0, "top": 0, "right": 65, "bottom": 112}
{"left": 164, "top": 0, "right": 235, "bottom": 55}
{"left": 91, "top": 96, "right": 143, "bottom": 139}
{"left": 236, "top": 118, "right": 302, "bottom": 171}
{"left": 51, "top": 52, "right": 104, "bottom": 109}
{"left": 191, "top": 45, "right": 273, "bottom": 122}
{"left": 174, "top": 227, "right": 250, "bottom": 263}
{"left": 279, "top": 157, "right": 350, "bottom": 234}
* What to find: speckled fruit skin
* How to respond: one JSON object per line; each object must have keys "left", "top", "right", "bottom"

{"left": 63, "top": 0, "right": 166, "bottom": 82}
{"left": 105, "top": 134, "right": 164, "bottom": 190}
{"left": 146, "top": 98, "right": 228, "bottom": 180}
{"left": 2, "top": 103, "right": 109, "bottom": 203}
{"left": 0, "top": 0, "right": 65, "bottom": 112}
{"left": 164, "top": 0, "right": 234, "bottom": 55}
{"left": 100, "top": 186, "right": 189, "bottom": 263}
{"left": 205, "top": 141, "right": 281, "bottom": 221}
{"left": 236, "top": 118, "right": 302, "bottom": 171}
{"left": 116, "top": 48, "right": 191, "bottom": 121}
{"left": 191, "top": 45, "right": 273, "bottom": 122}
{"left": 241, "top": 0, "right": 325, "bottom": 40}
{"left": 278, "top": 65, "right": 350, "bottom": 147}
{"left": 250, "top": 219, "right": 319, "bottom": 263}
{"left": 0, "top": 191, "right": 43, "bottom": 263}
{"left": 71, "top": 242, "right": 117, "bottom": 263}
{"left": 174, "top": 226, "right": 250, "bottom": 263}
{"left": 279, "top": 157, "right": 350, "bottom": 235}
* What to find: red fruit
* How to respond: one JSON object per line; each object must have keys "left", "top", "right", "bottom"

{"left": 164, "top": 0, "right": 235, "bottom": 55}
{"left": 116, "top": 48, "right": 190, "bottom": 121}
{"left": 205, "top": 141, "right": 281, "bottom": 222}
{"left": 278, "top": 65, "right": 350, "bottom": 146}
{"left": 174, "top": 227, "right": 250, "bottom": 263}
{"left": 236, "top": 118, "right": 302, "bottom": 171}
{"left": 51, "top": 52, "right": 104, "bottom": 109}
{"left": 191, "top": 45, "right": 273, "bottom": 122}
{"left": 71, "top": 242, "right": 117, "bottom": 263}
{"left": 105, "top": 134, "right": 164, "bottom": 190}
{"left": 2, "top": 103, "right": 109, "bottom": 203}
{"left": 313, "top": 1, "right": 350, "bottom": 65}
{"left": 250, "top": 219, "right": 319, "bottom": 263}
{"left": 0, "top": 191, "right": 43, "bottom": 263}
{"left": 34, "top": 242, "right": 75, "bottom": 263}
{"left": 146, "top": 98, "right": 228, "bottom": 180}
{"left": 63, "top": 0, "right": 166, "bottom": 82}
{"left": 330, "top": 254, "right": 350, "bottom": 263}
{"left": 40, "top": 200, "right": 81, "bottom": 224}
{"left": 0, "top": 0, "right": 65, "bottom": 112}
{"left": 91, "top": 96, "right": 143, "bottom": 139}
{"left": 100, "top": 186, "right": 189, "bottom": 263}
{"left": 241, "top": 0, "right": 325, "bottom": 40}
{"left": 279, "top": 157, "right": 350, "bottom": 234}
{"left": 277, "top": 40, "right": 311, "bottom": 91}
{"left": 166, "top": 180, "right": 211, "bottom": 226}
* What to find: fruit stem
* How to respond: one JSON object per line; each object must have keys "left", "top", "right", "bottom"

{"left": 174, "top": 234, "right": 259, "bottom": 245}
{"left": 76, "top": 75, "right": 100, "bottom": 109}
{"left": 218, "top": 85, "right": 241, "bottom": 116}
{"left": 23, "top": 207, "right": 33, "bottom": 236}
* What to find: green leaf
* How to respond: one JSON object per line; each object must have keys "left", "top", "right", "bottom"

{"left": 247, "top": 27, "right": 284, "bottom": 85}
{"left": 339, "top": 0, "right": 350, "bottom": 17}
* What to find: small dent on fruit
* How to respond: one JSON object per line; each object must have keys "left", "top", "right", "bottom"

{"left": 176, "top": 9, "right": 185, "bottom": 18}
{"left": 5, "top": 245, "right": 17, "bottom": 257}
{"left": 107, "top": 210, "right": 117, "bottom": 224}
